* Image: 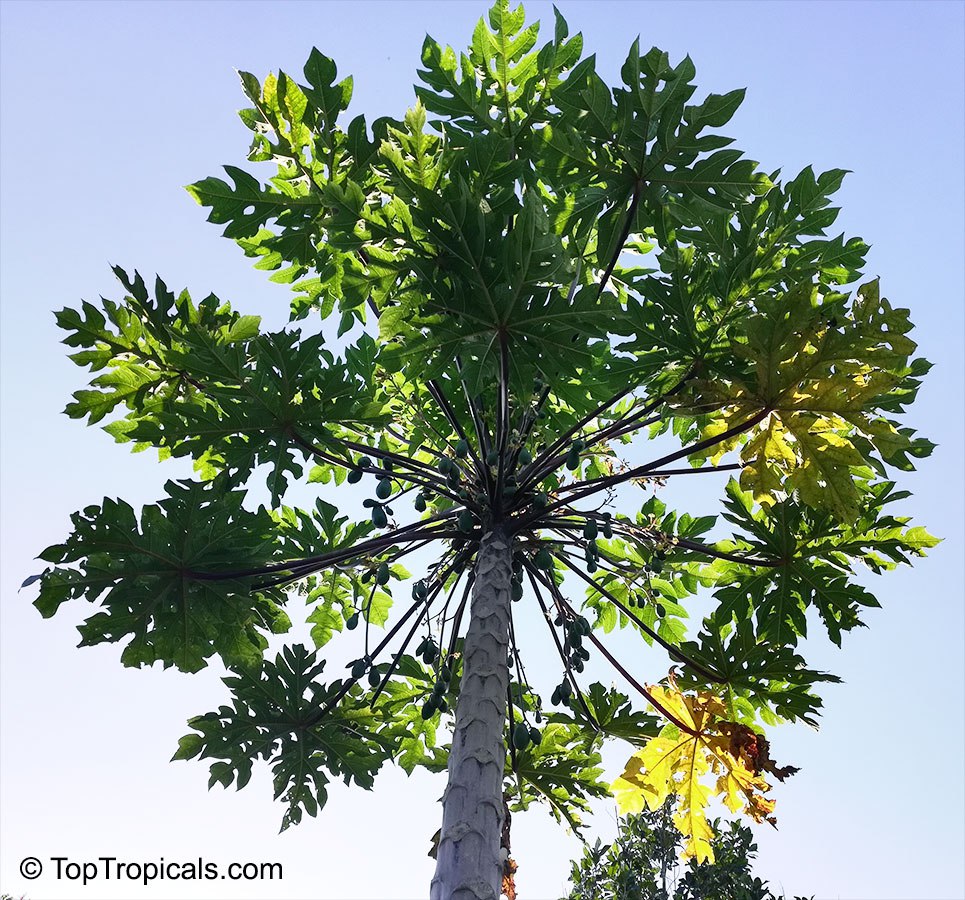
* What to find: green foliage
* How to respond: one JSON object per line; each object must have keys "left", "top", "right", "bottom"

{"left": 30, "top": 0, "right": 935, "bottom": 841}
{"left": 699, "top": 480, "right": 939, "bottom": 649}
{"left": 173, "top": 644, "right": 444, "bottom": 830}
{"left": 564, "top": 799, "right": 813, "bottom": 900}
{"left": 57, "top": 268, "right": 388, "bottom": 504}
{"left": 34, "top": 477, "right": 291, "bottom": 672}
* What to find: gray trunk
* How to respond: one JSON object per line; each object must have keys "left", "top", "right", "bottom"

{"left": 430, "top": 526, "right": 514, "bottom": 900}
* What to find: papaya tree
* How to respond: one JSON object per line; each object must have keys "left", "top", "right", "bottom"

{"left": 27, "top": 2, "right": 936, "bottom": 898}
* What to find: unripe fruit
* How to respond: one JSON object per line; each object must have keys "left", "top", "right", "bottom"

{"left": 512, "top": 721, "right": 531, "bottom": 750}
{"left": 566, "top": 446, "right": 580, "bottom": 470}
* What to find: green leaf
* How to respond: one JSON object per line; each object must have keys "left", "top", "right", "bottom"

{"left": 31, "top": 477, "right": 291, "bottom": 672}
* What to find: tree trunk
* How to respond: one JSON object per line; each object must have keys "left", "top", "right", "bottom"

{"left": 431, "top": 526, "right": 514, "bottom": 900}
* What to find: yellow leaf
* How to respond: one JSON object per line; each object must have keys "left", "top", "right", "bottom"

{"left": 611, "top": 680, "right": 795, "bottom": 863}
{"left": 687, "top": 279, "right": 916, "bottom": 522}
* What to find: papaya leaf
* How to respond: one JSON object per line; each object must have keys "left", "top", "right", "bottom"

{"left": 612, "top": 679, "right": 795, "bottom": 862}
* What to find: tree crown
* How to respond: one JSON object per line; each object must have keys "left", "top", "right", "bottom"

{"left": 28, "top": 0, "right": 935, "bottom": 858}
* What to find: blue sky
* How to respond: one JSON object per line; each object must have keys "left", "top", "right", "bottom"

{"left": 1, "top": 2, "right": 962, "bottom": 899}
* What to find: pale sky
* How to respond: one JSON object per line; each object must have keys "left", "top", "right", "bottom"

{"left": 1, "top": 2, "right": 963, "bottom": 899}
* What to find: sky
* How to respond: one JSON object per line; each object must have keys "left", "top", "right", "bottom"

{"left": 1, "top": 1, "right": 962, "bottom": 899}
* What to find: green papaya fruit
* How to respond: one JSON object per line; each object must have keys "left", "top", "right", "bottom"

{"left": 566, "top": 446, "right": 580, "bottom": 470}
{"left": 346, "top": 612, "right": 359, "bottom": 630}
{"left": 455, "top": 438, "right": 469, "bottom": 458}
{"left": 512, "top": 721, "right": 531, "bottom": 750}
{"left": 371, "top": 505, "right": 388, "bottom": 528}
{"left": 376, "top": 562, "right": 390, "bottom": 585}
{"left": 347, "top": 468, "right": 363, "bottom": 484}
{"left": 376, "top": 478, "right": 392, "bottom": 499}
